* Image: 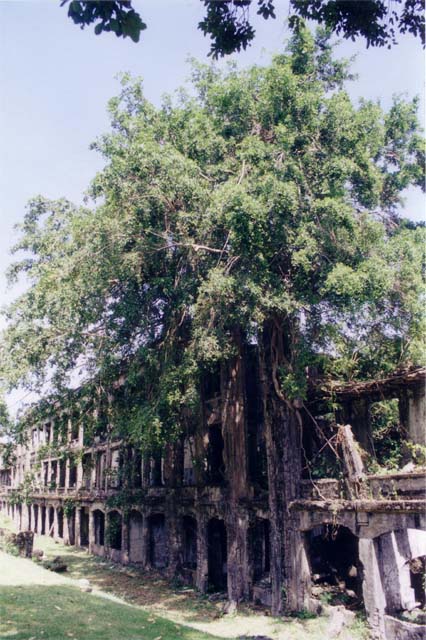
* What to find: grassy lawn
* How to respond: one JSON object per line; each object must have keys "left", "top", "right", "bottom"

{"left": 0, "top": 513, "right": 370, "bottom": 640}
{"left": 0, "top": 582, "right": 228, "bottom": 640}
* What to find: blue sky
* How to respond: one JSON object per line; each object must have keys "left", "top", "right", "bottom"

{"left": 0, "top": 0, "right": 424, "bottom": 411}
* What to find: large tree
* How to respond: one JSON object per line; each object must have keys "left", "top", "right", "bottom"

{"left": 2, "top": 21, "right": 424, "bottom": 427}
{"left": 1, "top": 23, "right": 424, "bottom": 608}
{"left": 61, "top": 0, "right": 425, "bottom": 54}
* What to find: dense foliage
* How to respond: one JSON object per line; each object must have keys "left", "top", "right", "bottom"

{"left": 60, "top": 0, "right": 425, "bottom": 54}
{"left": 1, "top": 25, "right": 424, "bottom": 450}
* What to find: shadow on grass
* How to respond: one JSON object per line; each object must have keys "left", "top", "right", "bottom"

{"left": 0, "top": 584, "right": 230, "bottom": 640}
{"left": 33, "top": 537, "right": 223, "bottom": 622}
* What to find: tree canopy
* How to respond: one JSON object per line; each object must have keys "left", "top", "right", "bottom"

{"left": 1, "top": 24, "right": 424, "bottom": 448}
{"left": 61, "top": 0, "right": 425, "bottom": 53}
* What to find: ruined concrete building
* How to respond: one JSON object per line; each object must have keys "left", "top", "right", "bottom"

{"left": 0, "top": 362, "right": 425, "bottom": 640}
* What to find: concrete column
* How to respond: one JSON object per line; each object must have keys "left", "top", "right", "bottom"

{"left": 341, "top": 398, "right": 373, "bottom": 454}
{"left": 400, "top": 386, "right": 426, "bottom": 447}
{"left": 21, "top": 503, "right": 30, "bottom": 530}
{"left": 378, "top": 529, "right": 423, "bottom": 612}
{"left": 63, "top": 508, "right": 71, "bottom": 545}
{"left": 88, "top": 509, "right": 95, "bottom": 552}
{"left": 40, "top": 506, "right": 46, "bottom": 535}
{"left": 47, "top": 458, "right": 52, "bottom": 489}
{"left": 359, "top": 538, "right": 387, "bottom": 639}
{"left": 53, "top": 507, "right": 59, "bottom": 538}
{"left": 65, "top": 459, "right": 70, "bottom": 491}
{"left": 165, "top": 498, "right": 182, "bottom": 578}
{"left": 76, "top": 459, "right": 83, "bottom": 489}
{"left": 141, "top": 512, "right": 149, "bottom": 568}
{"left": 78, "top": 421, "right": 84, "bottom": 447}
{"left": 33, "top": 504, "right": 38, "bottom": 534}
{"left": 90, "top": 458, "right": 96, "bottom": 490}
{"left": 121, "top": 515, "right": 130, "bottom": 564}
{"left": 75, "top": 508, "right": 81, "bottom": 547}
{"left": 195, "top": 514, "right": 208, "bottom": 593}
{"left": 142, "top": 456, "right": 150, "bottom": 488}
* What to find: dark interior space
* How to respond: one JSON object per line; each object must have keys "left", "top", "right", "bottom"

{"left": 148, "top": 513, "right": 168, "bottom": 569}
{"left": 133, "top": 450, "right": 143, "bottom": 487}
{"left": 69, "top": 461, "right": 77, "bottom": 488}
{"left": 150, "top": 455, "right": 163, "bottom": 487}
{"left": 71, "top": 413, "right": 79, "bottom": 440}
{"left": 306, "top": 524, "right": 362, "bottom": 606}
{"left": 82, "top": 454, "right": 92, "bottom": 489}
{"left": 108, "top": 510, "right": 122, "bottom": 550}
{"left": 59, "top": 459, "right": 66, "bottom": 488}
{"left": 301, "top": 409, "right": 341, "bottom": 480}
{"left": 207, "top": 425, "right": 225, "bottom": 485}
{"left": 208, "top": 518, "right": 227, "bottom": 591}
{"left": 57, "top": 508, "right": 64, "bottom": 538}
{"left": 50, "top": 461, "right": 57, "bottom": 486}
{"left": 48, "top": 506, "right": 54, "bottom": 536}
{"left": 93, "top": 509, "right": 105, "bottom": 546}
{"left": 80, "top": 508, "right": 89, "bottom": 546}
{"left": 245, "top": 347, "right": 268, "bottom": 489}
{"left": 409, "top": 555, "right": 426, "bottom": 608}
{"left": 67, "top": 508, "right": 75, "bottom": 545}
{"left": 183, "top": 515, "right": 197, "bottom": 569}
{"left": 41, "top": 506, "right": 46, "bottom": 535}
{"left": 251, "top": 517, "right": 271, "bottom": 582}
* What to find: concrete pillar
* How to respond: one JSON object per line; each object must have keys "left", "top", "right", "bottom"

{"left": 141, "top": 512, "right": 149, "bottom": 568}
{"left": 359, "top": 538, "right": 387, "bottom": 639}
{"left": 78, "top": 421, "right": 84, "bottom": 447}
{"left": 400, "top": 386, "right": 426, "bottom": 447}
{"left": 75, "top": 507, "right": 81, "bottom": 547}
{"left": 33, "top": 504, "right": 39, "bottom": 534}
{"left": 195, "top": 515, "right": 208, "bottom": 593}
{"left": 65, "top": 459, "right": 70, "bottom": 491}
{"left": 53, "top": 507, "right": 59, "bottom": 538}
{"left": 121, "top": 515, "right": 130, "bottom": 564}
{"left": 21, "top": 503, "right": 29, "bottom": 530}
{"left": 63, "top": 508, "right": 70, "bottom": 545}
{"left": 40, "top": 506, "right": 46, "bottom": 535}
{"left": 165, "top": 499, "right": 182, "bottom": 578}
{"left": 142, "top": 456, "right": 150, "bottom": 488}
{"left": 47, "top": 459, "right": 52, "bottom": 489}
{"left": 90, "top": 458, "right": 96, "bottom": 490}
{"left": 341, "top": 398, "right": 373, "bottom": 454}
{"left": 76, "top": 459, "right": 83, "bottom": 489}
{"left": 88, "top": 508, "right": 95, "bottom": 551}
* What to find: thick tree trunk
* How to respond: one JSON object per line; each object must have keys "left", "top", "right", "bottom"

{"left": 221, "top": 328, "right": 250, "bottom": 604}
{"left": 259, "top": 321, "right": 311, "bottom": 615}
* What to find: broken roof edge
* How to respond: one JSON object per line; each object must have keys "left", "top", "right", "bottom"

{"left": 317, "top": 365, "right": 426, "bottom": 402}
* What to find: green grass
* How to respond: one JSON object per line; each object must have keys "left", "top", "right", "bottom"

{"left": 0, "top": 512, "right": 371, "bottom": 640}
{"left": 0, "top": 583, "right": 230, "bottom": 640}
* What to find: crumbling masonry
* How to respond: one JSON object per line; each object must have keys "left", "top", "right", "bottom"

{"left": 0, "top": 362, "right": 425, "bottom": 640}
